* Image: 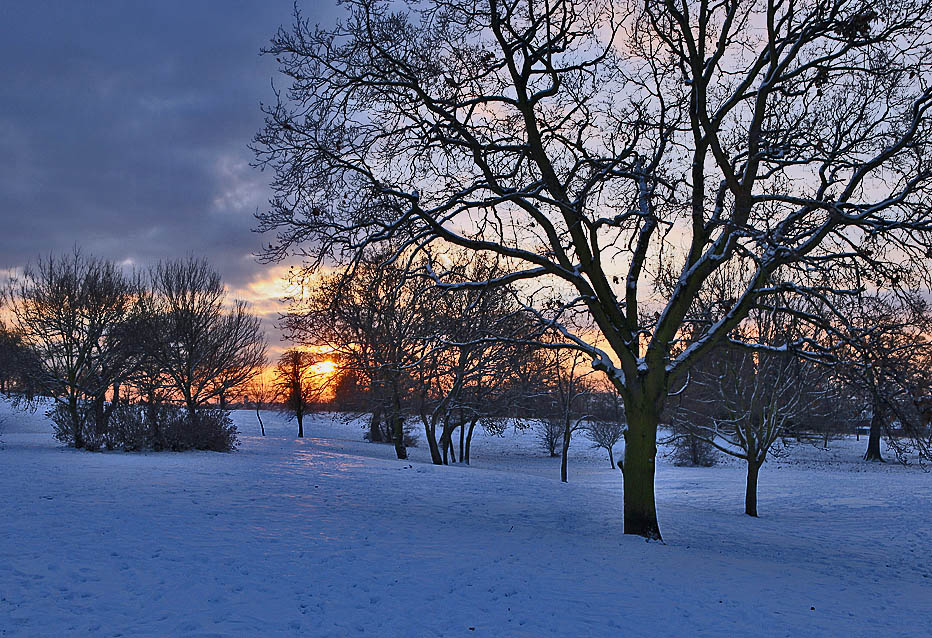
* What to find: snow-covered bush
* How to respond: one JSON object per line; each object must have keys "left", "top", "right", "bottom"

{"left": 49, "top": 403, "right": 105, "bottom": 451}
{"left": 52, "top": 403, "right": 238, "bottom": 452}
{"left": 108, "top": 404, "right": 156, "bottom": 451}
{"left": 163, "top": 408, "right": 238, "bottom": 452}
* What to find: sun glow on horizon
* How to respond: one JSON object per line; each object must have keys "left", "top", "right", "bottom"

{"left": 312, "top": 359, "right": 338, "bottom": 377}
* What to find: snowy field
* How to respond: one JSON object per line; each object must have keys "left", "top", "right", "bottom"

{"left": 1, "top": 400, "right": 930, "bottom": 637}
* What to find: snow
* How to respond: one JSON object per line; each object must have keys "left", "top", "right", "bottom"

{"left": 1, "top": 401, "right": 930, "bottom": 637}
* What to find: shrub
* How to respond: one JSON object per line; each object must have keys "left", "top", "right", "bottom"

{"left": 536, "top": 419, "right": 564, "bottom": 457}
{"left": 48, "top": 402, "right": 104, "bottom": 451}
{"left": 51, "top": 402, "right": 238, "bottom": 453}
{"left": 108, "top": 403, "right": 152, "bottom": 451}
{"left": 165, "top": 408, "right": 238, "bottom": 452}
{"left": 669, "top": 424, "right": 718, "bottom": 467}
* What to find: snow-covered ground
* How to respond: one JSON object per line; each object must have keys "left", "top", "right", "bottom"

{"left": 1, "top": 400, "right": 930, "bottom": 637}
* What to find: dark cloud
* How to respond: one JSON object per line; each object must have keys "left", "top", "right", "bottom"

{"left": 0, "top": 0, "right": 339, "bottom": 297}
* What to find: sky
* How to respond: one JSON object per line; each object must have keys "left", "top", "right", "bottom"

{"left": 0, "top": 1, "right": 343, "bottom": 348}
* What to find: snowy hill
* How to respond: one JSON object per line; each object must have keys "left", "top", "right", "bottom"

{"left": 1, "top": 400, "right": 930, "bottom": 636}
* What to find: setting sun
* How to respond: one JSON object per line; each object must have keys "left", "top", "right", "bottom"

{"left": 312, "top": 360, "right": 337, "bottom": 377}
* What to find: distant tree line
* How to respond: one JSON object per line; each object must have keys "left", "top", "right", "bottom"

{"left": 1, "top": 251, "right": 266, "bottom": 452}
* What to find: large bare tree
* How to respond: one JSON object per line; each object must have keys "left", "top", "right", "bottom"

{"left": 5, "top": 252, "right": 141, "bottom": 448}
{"left": 144, "top": 258, "right": 266, "bottom": 422}
{"left": 254, "top": 0, "right": 932, "bottom": 538}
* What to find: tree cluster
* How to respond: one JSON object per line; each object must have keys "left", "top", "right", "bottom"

{"left": 3, "top": 252, "right": 266, "bottom": 452}
{"left": 255, "top": 0, "right": 932, "bottom": 538}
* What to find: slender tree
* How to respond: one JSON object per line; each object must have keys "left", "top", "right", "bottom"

{"left": 832, "top": 293, "right": 932, "bottom": 462}
{"left": 274, "top": 349, "right": 320, "bottom": 438}
{"left": 244, "top": 372, "right": 276, "bottom": 436}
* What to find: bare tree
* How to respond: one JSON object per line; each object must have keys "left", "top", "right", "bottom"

{"left": 412, "top": 252, "right": 538, "bottom": 464}
{"left": 5, "top": 251, "right": 140, "bottom": 448}
{"left": 833, "top": 293, "right": 932, "bottom": 462}
{"left": 144, "top": 258, "right": 266, "bottom": 423}
{"left": 0, "top": 322, "right": 41, "bottom": 398}
{"left": 672, "top": 312, "right": 835, "bottom": 517}
{"left": 274, "top": 349, "right": 323, "bottom": 438}
{"left": 539, "top": 341, "right": 598, "bottom": 483}
{"left": 244, "top": 371, "right": 276, "bottom": 436}
{"left": 585, "top": 396, "right": 626, "bottom": 469}
{"left": 284, "top": 255, "right": 434, "bottom": 459}
{"left": 255, "top": 0, "right": 932, "bottom": 538}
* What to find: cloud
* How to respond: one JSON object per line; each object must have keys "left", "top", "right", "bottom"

{"left": 0, "top": 1, "right": 347, "bottom": 347}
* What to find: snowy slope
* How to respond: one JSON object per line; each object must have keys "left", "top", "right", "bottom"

{"left": 1, "top": 401, "right": 930, "bottom": 637}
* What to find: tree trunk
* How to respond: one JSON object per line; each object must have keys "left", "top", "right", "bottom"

{"left": 440, "top": 418, "right": 455, "bottom": 464}
{"left": 147, "top": 390, "right": 161, "bottom": 450}
{"left": 69, "top": 395, "right": 84, "bottom": 449}
{"left": 93, "top": 395, "right": 107, "bottom": 438}
{"left": 621, "top": 403, "right": 661, "bottom": 540}
{"left": 745, "top": 460, "right": 761, "bottom": 517}
{"left": 297, "top": 411, "right": 304, "bottom": 438}
{"left": 368, "top": 405, "right": 384, "bottom": 442}
{"left": 465, "top": 419, "right": 477, "bottom": 465}
{"left": 391, "top": 414, "right": 407, "bottom": 460}
{"left": 560, "top": 418, "right": 571, "bottom": 483}
{"left": 255, "top": 406, "right": 265, "bottom": 436}
{"left": 864, "top": 397, "right": 884, "bottom": 462}
{"left": 458, "top": 420, "right": 465, "bottom": 463}
{"left": 425, "top": 419, "right": 442, "bottom": 465}
{"left": 608, "top": 446, "right": 615, "bottom": 469}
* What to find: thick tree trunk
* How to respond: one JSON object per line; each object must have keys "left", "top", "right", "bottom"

{"left": 745, "top": 460, "right": 761, "bottom": 517}
{"left": 368, "top": 405, "right": 384, "bottom": 442}
{"left": 621, "top": 403, "right": 661, "bottom": 540}
{"left": 608, "top": 446, "right": 615, "bottom": 469}
{"left": 391, "top": 414, "right": 407, "bottom": 460}
{"left": 425, "top": 419, "right": 442, "bottom": 465}
{"left": 69, "top": 395, "right": 84, "bottom": 449}
{"left": 864, "top": 398, "right": 884, "bottom": 462}
{"left": 297, "top": 411, "right": 304, "bottom": 438}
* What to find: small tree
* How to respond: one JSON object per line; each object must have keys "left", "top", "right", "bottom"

{"left": 274, "top": 349, "right": 319, "bottom": 438}
{"left": 536, "top": 419, "right": 564, "bottom": 458}
{"left": 667, "top": 423, "right": 719, "bottom": 468}
{"left": 832, "top": 293, "right": 932, "bottom": 463}
{"left": 244, "top": 372, "right": 276, "bottom": 436}
{"left": 586, "top": 417, "right": 626, "bottom": 469}
{"left": 0, "top": 322, "right": 41, "bottom": 398}
{"left": 674, "top": 344, "right": 828, "bottom": 517}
